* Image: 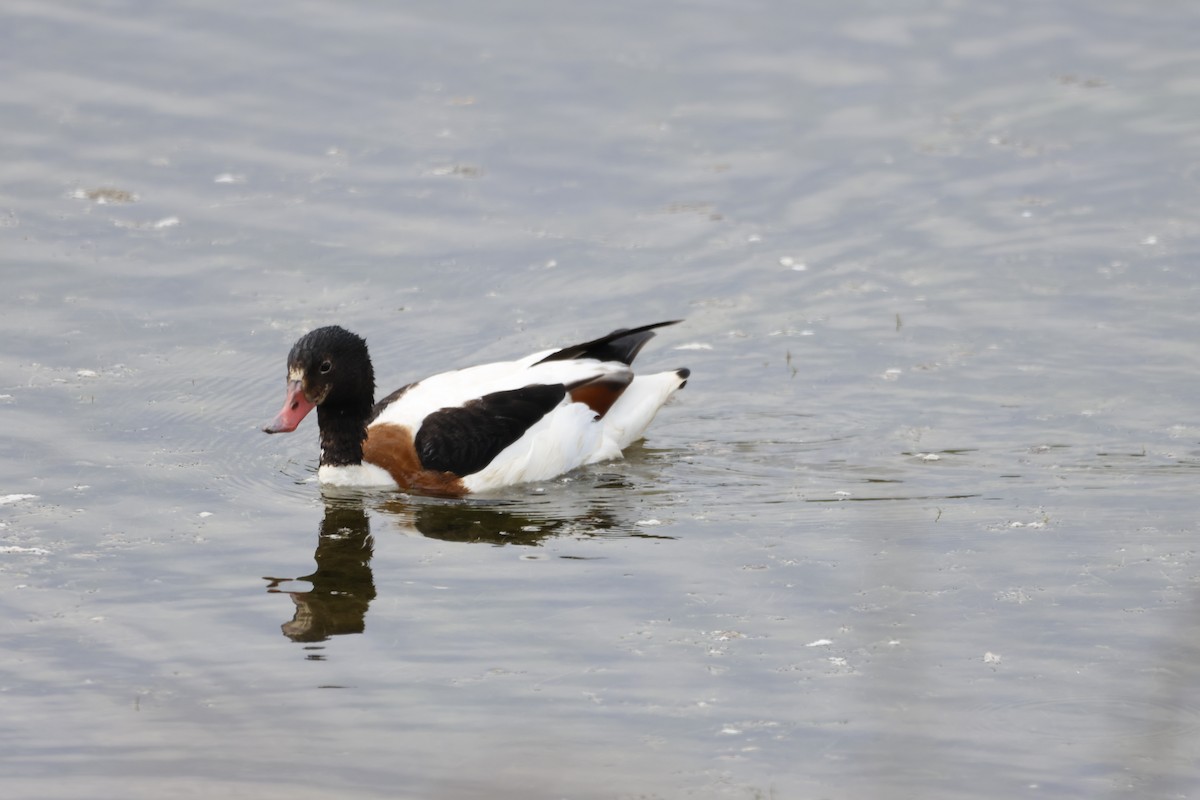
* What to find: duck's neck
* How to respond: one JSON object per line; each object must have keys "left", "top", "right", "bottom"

{"left": 317, "top": 402, "right": 371, "bottom": 467}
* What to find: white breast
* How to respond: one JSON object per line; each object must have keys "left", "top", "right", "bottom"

{"left": 317, "top": 462, "right": 398, "bottom": 488}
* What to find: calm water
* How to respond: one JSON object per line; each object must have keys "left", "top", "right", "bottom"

{"left": 3, "top": 1, "right": 1200, "bottom": 797}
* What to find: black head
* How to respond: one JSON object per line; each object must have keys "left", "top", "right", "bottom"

{"left": 264, "top": 325, "right": 376, "bottom": 436}
{"left": 287, "top": 326, "right": 375, "bottom": 408}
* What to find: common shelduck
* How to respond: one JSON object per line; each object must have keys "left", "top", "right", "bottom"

{"left": 264, "top": 321, "right": 690, "bottom": 496}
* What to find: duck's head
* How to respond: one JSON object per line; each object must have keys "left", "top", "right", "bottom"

{"left": 263, "top": 325, "right": 375, "bottom": 434}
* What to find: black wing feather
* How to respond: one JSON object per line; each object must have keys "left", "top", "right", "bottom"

{"left": 534, "top": 320, "right": 682, "bottom": 366}
{"left": 415, "top": 384, "right": 567, "bottom": 476}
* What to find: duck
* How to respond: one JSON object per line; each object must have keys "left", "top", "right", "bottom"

{"left": 264, "top": 321, "right": 690, "bottom": 496}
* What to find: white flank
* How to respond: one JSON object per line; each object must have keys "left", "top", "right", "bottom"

{"left": 462, "top": 368, "right": 688, "bottom": 492}
{"left": 462, "top": 402, "right": 607, "bottom": 492}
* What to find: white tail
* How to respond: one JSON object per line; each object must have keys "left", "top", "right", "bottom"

{"left": 601, "top": 369, "right": 689, "bottom": 452}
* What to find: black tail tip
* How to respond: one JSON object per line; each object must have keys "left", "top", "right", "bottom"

{"left": 676, "top": 367, "right": 691, "bottom": 388}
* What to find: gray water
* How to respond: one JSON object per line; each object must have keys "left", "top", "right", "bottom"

{"left": 3, "top": 1, "right": 1200, "bottom": 797}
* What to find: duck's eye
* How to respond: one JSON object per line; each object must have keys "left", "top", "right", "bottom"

{"left": 319, "top": 360, "right": 333, "bottom": 374}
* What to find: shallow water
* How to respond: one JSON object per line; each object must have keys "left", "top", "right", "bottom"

{"left": 4, "top": 1, "right": 1200, "bottom": 797}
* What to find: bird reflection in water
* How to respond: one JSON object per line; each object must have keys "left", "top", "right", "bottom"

{"left": 265, "top": 500, "right": 376, "bottom": 643}
{"left": 266, "top": 486, "right": 672, "bottom": 645}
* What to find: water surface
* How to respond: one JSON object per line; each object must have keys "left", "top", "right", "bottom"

{"left": 3, "top": 1, "right": 1200, "bottom": 798}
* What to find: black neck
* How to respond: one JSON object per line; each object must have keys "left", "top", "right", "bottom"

{"left": 317, "top": 402, "right": 371, "bottom": 467}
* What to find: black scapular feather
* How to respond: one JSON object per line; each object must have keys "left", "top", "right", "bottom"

{"left": 415, "top": 384, "right": 567, "bottom": 476}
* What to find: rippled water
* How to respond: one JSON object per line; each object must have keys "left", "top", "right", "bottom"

{"left": 4, "top": 1, "right": 1200, "bottom": 797}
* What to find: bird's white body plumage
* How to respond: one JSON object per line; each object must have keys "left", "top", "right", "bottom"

{"left": 364, "top": 353, "right": 685, "bottom": 493}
